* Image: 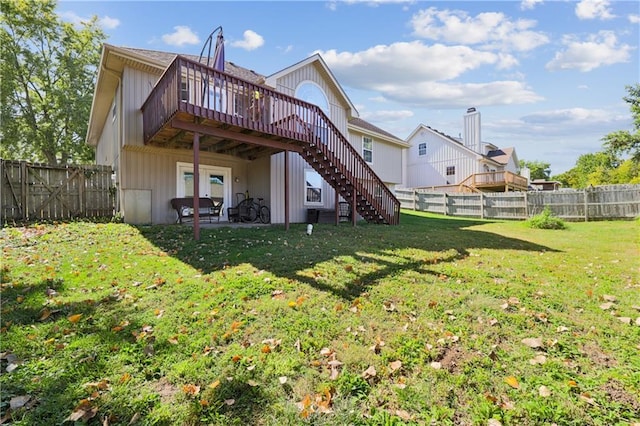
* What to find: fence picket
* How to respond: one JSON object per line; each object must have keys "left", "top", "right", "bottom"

{"left": 1, "top": 160, "right": 115, "bottom": 223}
{"left": 396, "top": 185, "right": 640, "bottom": 221}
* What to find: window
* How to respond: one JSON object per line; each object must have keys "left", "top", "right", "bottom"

{"left": 180, "top": 79, "right": 189, "bottom": 102}
{"left": 305, "top": 170, "right": 322, "bottom": 204}
{"left": 111, "top": 101, "right": 116, "bottom": 121}
{"left": 363, "top": 137, "right": 373, "bottom": 163}
{"left": 418, "top": 143, "right": 426, "bottom": 156}
{"left": 446, "top": 166, "right": 456, "bottom": 176}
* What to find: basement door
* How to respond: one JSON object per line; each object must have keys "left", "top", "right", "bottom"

{"left": 176, "top": 162, "right": 231, "bottom": 220}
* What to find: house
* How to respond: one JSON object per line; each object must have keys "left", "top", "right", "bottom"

{"left": 86, "top": 43, "right": 407, "bottom": 227}
{"left": 530, "top": 179, "right": 562, "bottom": 191}
{"left": 403, "top": 108, "right": 527, "bottom": 192}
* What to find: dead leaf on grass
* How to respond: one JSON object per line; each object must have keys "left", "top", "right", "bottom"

{"left": 521, "top": 337, "right": 543, "bottom": 349}
{"left": 599, "top": 302, "right": 615, "bottom": 310}
{"left": 601, "top": 295, "right": 617, "bottom": 302}
{"left": 617, "top": 317, "right": 632, "bottom": 325}
{"left": 388, "top": 360, "right": 402, "bottom": 373}
{"left": 362, "top": 365, "right": 377, "bottom": 379}
{"left": 529, "top": 354, "right": 547, "bottom": 365}
{"left": 9, "top": 395, "right": 31, "bottom": 410}
{"left": 539, "top": 385, "right": 551, "bottom": 397}
{"left": 504, "top": 376, "right": 520, "bottom": 389}
{"left": 68, "top": 314, "right": 82, "bottom": 323}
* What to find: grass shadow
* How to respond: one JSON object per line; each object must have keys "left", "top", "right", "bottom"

{"left": 138, "top": 212, "right": 559, "bottom": 302}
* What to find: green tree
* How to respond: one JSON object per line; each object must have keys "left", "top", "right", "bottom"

{"left": 553, "top": 151, "right": 619, "bottom": 188}
{"left": 519, "top": 159, "right": 551, "bottom": 180}
{"left": 0, "top": 0, "right": 105, "bottom": 165}
{"left": 602, "top": 83, "right": 640, "bottom": 162}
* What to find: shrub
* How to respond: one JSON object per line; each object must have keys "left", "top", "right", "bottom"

{"left": 526, "top": 207, "right": 567, "bottom": 230}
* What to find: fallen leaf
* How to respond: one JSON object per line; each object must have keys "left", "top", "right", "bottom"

{"left": 521, "top": 337, "right": 543, "bottom": 349}
{"left": 556, "top": 326, "right": 569, "bottom": 332}
{"left": 488, "top": 419, "right": 502, "bottom": 426}
{"left": 602, "top": 295, "right": 617, "bottom": 302}
{"left": 529, "top": 354, "right": 547, "bottom": 365}
{"left": 430, "top": 361, "right": 442, "bottom": 370}
{"left": 395, "top": 410, "right": 411, "bottom": 421}
{"left": 247, "top": 380, "right": 259, "bottom": 387}
{"left": 182, "top": 384, "right": 200, "bottom": 396}
{"left": 567, "top": 380, "right": 578, "bottom": 388}
{"left": 224, "top": 399, "right": 235, "bottom": 406}
{"left": 617, "top": 317, "right": 632, "bottom": 324}
{"left": 504, "top": 376, "right": 520, "bottom": 389}
{"left": 278, "top": 376, "right": 288, "bottom": 384}
{"left": 599, "top": 302, "right": 614, "bottom": 310}
{"left": 579, "top": 393, "right": 596, "bottom": 406}
{"left": 208, "top": 380, "right": 221, "bottom": 389}
{"left": 539, "top": 385, "right": 551, "bottom": 397}
{"left": 68, "top": 314, "right": 83, "bottom": 323}
{"left": 9, "top": 395, "right": 31, "bottom": 410}
{"left": 388, "top": 360, "right": 402, "bottom": 373}
{"left": 383, "top": 301, "right": 396, "bottom": 312}
{"left": 362, "top": 365, "right": 377, "bottom": 379}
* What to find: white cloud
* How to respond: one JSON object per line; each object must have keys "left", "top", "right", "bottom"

{"left": 278, "top": 45, "right": 294, "bottom": 54}
{"left": 629, "top": 14, "right": 640, "bottom": 24}
{"left": 546, "top": 31, "right": 633, "bottom": 72}
{"left": 410, "top": 7, "right": 549, "bottom": 52}
{"left": 161, "top": 26, "right": 199, "bottom": 46}
{"left": 99, "top": 16, "right": 120, "bottom": 30}
{"left": 316, "top": 41, "right": 540, "bottom": 108}
{"left": 316, "top": 41, "right": 515, "bottom": 85}
{"left": 575, "top": 0, "right": 615, "bottom": 20}
{"left": 58, "top": 11, "right": 120, "bottom": 29}
{"left": 230, "top": 30, "right": 264, "bottom": 51}
{"left": 360, "top": 109, "right": 415, "bottom": 122}
{"left": 520, "top": 0, "right": 543, "bottom": 10}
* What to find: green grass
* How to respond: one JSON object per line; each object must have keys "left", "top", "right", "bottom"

{"left": 1, "top": 212, "right": 639, "bottom": 425}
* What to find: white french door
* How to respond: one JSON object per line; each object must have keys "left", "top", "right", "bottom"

{"left": 177, "top": 162, "right": 231, "bottom": 220}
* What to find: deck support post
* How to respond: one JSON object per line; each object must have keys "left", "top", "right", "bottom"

{"left": 284, "top": 150, "right": 289, "bottom": 230}
{"left": 193, "top": 132, "right": 200, "bottom": 241}
{"left": 334, "top": 189, "right": 339, "bottom": 225}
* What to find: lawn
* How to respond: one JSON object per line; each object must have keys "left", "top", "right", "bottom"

{"left": 1, "top": 212, "right": 639, "bottom": 425}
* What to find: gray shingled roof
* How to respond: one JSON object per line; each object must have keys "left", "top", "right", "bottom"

{"left": 117, "top": 46, "right": 266, "bottom": 85}
{"left": 349, "top": 117, "right": 404, "bottom": 143}
{"left": 486, "top": 147, "right": 514, "bottom": 165}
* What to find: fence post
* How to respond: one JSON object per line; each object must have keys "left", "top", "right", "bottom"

{"left": 584, "top": 188, "right": 589, "bottom": 222}
{"left": 524, "top": 191, "right": 528, "bottom": 218}
{"left": 413, "top": 189, "right": 417, "bottom": 211}
{"left": 20, "top": 161, "right": 28, "bottom": 221}
{"left": 444, "top": 193, "right": 448, "bottom": 216}
{"left": 480, "top": 193, "right": 484, "bottom": 219}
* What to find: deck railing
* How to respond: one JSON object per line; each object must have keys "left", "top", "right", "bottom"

{"left": 459, "top": 171, "right": 528, "bottom": 190}
{"left": 141, "top": 56, "right": 399, "bottom": 224}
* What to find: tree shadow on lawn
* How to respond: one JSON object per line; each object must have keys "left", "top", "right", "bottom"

{"left": 139, "top": 212, "right": 560, "bottom": 302}
{"left": 0, "top": 278, "right": 166, "bottom": 424}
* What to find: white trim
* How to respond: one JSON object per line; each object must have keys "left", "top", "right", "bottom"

{"left": 362, "top": 135, "right": 373, "bottom": 164}
{"left": 303, "top": 169, "right": 323, "bottom": 206}
{"left": 295, "top": 80, "right": 330, "bottom": 118}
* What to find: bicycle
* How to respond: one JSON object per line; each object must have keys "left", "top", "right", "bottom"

{"left": 237, "top": 197, "right": 270, "bottom": 223}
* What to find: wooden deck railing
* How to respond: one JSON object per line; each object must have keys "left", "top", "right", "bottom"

{"left": 459, "top": 171, "right": 528, "bottom": 191}
{"left": 141, "top": 56, "right": 399, "bottom": 224}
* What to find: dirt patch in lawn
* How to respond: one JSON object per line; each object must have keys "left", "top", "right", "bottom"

{"left": 151, "top": 377, "right": 180, "bottom": 404}
{"left": 580, "top": 342, "right": 617, "bottom": 368}
{"left": 600, "top": 379, "right": 640, "bottom": 411}
{"left": 437, "top": 345, "right": 468, "bottom": 373}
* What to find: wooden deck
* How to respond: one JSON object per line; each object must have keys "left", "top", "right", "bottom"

{"left": 140, "top": 56, "right": 400, "bottom": 224}
{"left": 458, "top": 171, "right": 528, "bottom": 193}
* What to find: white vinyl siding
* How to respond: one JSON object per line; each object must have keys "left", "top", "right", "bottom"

{"left": 405, "top": 128, "right": 479, "bottom": 188}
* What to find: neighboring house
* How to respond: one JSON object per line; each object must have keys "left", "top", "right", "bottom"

{"left": 530, "top": 179, "right": 562, "bottom": 191}
{"left": 403, "top": 108, "right": 526, "bottom": 192}
{"left": 86, "top": 44, "right": 407, "bottom": 225}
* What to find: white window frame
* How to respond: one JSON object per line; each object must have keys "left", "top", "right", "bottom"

{"left": 446, "top": 166, "right": 456, "bottom": 176}
{"left": 418, "top": 143, "right": 426, "bottom": 156}
{"left": 363, "top": 136, "right": 373, "bottom": 163}
{"left": 304, "top": 169, "right": 323, "bottom": 206}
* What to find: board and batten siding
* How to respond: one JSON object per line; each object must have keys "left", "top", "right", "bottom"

{"left": 406, "top": 128, "right": 479, "bottom": 188}
{"left": 272, "top": 63, "right": 350, "bottom": 137}
{"left": 120, "top": 146, "right": 251, "bottom": 224}
{"left": 95, "top": 92, "right": 118, "bottom": 169}
{"left": 270, "top": 151, "right": 335, "bottom": 224}
{"left": 123, "top": 66, "right": 161, "bottom": 148}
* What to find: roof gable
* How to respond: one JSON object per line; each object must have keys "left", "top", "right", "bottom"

{"left": 265, "top": 54, "right": 358, "bottom": 117}
{"left": 348, "top": 118, "right": 408, "bottom": 147}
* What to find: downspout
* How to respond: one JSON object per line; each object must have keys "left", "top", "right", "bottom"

{"left": 101, "top": 63, "right": 124, "bottom": 216}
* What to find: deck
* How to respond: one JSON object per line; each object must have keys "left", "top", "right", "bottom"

{"left": 459, "top": 171, "right": 529, "bottom": 192}
{"left": 140, "top": 56, "right": 400, "bottom": 225}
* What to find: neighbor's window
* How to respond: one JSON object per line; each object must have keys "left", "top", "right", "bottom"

{"left": 305, "top": 169, "right": 322, "bottom": 204}
{"left": 446, "top": 166, "right": 455, "bottom": 176}
{"left": 363, "top": 137, "right": 373, "bottom": 163}
{"left": 418, "top": 143, "right": 426, "bottom": 156}
{"left": 180, "top": 79, "right": 189, "bottom": 102}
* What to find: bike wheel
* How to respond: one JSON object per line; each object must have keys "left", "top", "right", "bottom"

{"left": 259, "top": 206, "right": 270, "bottom": 223}
{"left": 242, "top": 206, "right": 257, "bottom": 223}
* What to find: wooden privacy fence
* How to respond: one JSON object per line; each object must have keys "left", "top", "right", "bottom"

{"left": 396, "top": 184, "right": 640, "bottom": 221}
{"left": 1, "top": 160, "right": 115, "bottom": 223}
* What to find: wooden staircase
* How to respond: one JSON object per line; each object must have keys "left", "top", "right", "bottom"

{"left": 142, "top": 55, "right": 400, "bottom": 225}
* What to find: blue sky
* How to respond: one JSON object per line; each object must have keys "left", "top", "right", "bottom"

{"left": 59, "top": 0, "right": 639, "bottom": 174}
